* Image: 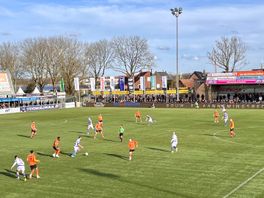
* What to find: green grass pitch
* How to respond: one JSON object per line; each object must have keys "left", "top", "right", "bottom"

{"left": 0, "top": 108, "right": 263, "bottom": 198}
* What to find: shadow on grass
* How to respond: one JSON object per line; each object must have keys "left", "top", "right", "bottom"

{"left": 17, "top": 134, "right": 30, "bottom": 139}
{"left": 68, "top": 131, "right": 83, "bottom": 134}
{"left": 103, "top": 138, "right": 119, "bottom": 143}
{"left": 37, "top": 152, "right": 52, "bottom": 158}
{"left": 78, "top": 168, "right": 181, "bottom": 196}
{"left": 202, "top": 133, "right": 227, "bottom": 138}
{"left": 103, "top": 153, "right": 127, "bottom": 161}
{"left": 78, "top": 168, "right": 120, "bottom": 179}
{"left": 145, "top": 147, "right": 169, "bottom": 153}
{"left": 60, "top": 151, "right": 71, "bottom": 156}
{"left": 0, "top": 169, "right": 16, "bottom": 178}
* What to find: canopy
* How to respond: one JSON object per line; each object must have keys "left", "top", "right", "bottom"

{"left": 16, "top": 87, "right": 25, "bottom": 95}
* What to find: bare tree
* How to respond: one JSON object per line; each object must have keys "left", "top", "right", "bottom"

{"left": 46, "top": 37, "right": 65, "bottom": 91}
{"left": 208, "top": 36, "right": 246, "bottom": 72}
{"left": 0, "top": 42, "right": 22, "bottom": 90}
{"left": 59, "top": 37, "right": 84, "bottom": 95}
{"left": 20, "top": 38, "right": 49, "bottom": 93}
{"left": 112, "top": 36, "right": 154, "bottom": 77}
{"left": 84, "top": 39, "right": 114, "bottom": 83}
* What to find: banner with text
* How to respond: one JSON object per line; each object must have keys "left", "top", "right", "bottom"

{"left": 100, "top": 77, "right": 105, "bottom": 91}
{"left": 74, "top": 77, "right": 80, "bottom": 91}
{"left": 90, "top": 78, "right": 95, "bottom": 91}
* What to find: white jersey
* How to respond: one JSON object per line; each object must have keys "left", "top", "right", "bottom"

{"left": 13, "top": 158, "right": 25, "bottom": 167}
{"left": 171, "top": 136, "right": 178, "bottom": 147}
{"left": 148, "top": 116, "right": 153, "bottom": 123}
{"left": 223, "top": 112, "right": 228, "bottom": 120}
{"left": 11, "top": 157, "right": 25, "bottom": 172}
{"left": 88, "top": 117, "right": 93, "bottom": 126}
{"left": 74, "top": 138, "right": 81, "bottom": 147}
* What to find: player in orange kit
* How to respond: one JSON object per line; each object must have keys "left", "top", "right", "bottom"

{"left": 213, "top": 110, "right": 219, "bottom": 123}
{"left": 135, "top": 110, "right": 142, "bottom": 123}
{"left": 27, "top": 150, "right": 40, "bottom": 179}
{"left": 128, "top": 139, "right": 138, "bottom": 160}
{"left": 94, "top": 122, "right": 104, "bottom": 139}
{"left": 229, "top": 119, "right": 235, "bottom": 137}
{"left": 98, "top": 114, "right": 103, "bottom": 124}
{"left": 52, "top": 137, "right": 61, "bottom": 158}
{"left": 30, "top": 121, "right": 37, "bottom": 138}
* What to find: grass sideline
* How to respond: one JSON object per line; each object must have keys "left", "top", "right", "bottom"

{"left": 0, "top": 108, "right": 263, "bottom": 198}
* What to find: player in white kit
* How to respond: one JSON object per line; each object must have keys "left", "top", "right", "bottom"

{"left": 146, "top": 115, "right": 154, "bottom": 125}
{"left": 87, "top": 117, "right": 94, "bottom": 135}
{"left": 171, "top": 132, "right": 178, "bottom": 153}
{"left": 11, "top": 155, "right": 27, "bottom": 181}
{"left": 71, "top": 136, "right": 83, "bottom": 157}
{"left": 223, "top": 111, "right": 229, "bottom": 126}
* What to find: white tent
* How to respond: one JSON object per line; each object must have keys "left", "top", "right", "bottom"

{"left": 16, "top": 87, "right": 25, "bottom": 95}
{"left": 31, "top": 87, "right": 40, "bottom": 95}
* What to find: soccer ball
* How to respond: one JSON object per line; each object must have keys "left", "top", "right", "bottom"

{"left": 85, "top": 152, "right": 88, "bottom": 156}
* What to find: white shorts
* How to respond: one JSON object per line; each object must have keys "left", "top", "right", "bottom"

{"left": 74, "top": 146, "right": 80, "bottom": 153}
{"left": 17, "top": 166, "right": 25, "bottom": 173}
{"left": 224, "top": 118, "right": 228, "bottom": 123}
{"left": 87, "top": 124, "right": 94, "bottom": 130}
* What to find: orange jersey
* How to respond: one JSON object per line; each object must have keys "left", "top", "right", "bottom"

{"left": 31, "top": 122, "right": 36, "bottom": 130}
{"left": 53, "top": 139, "right": 60, "bottom": 147}
{"left": 214, "top": 111, "right": 219, "bottom": 117}
{"left": 135, "top": 111, "right": 141, "bottom": 117}
{"left": 98, "top": 115, "right": 103, "bottom": 122}
{"left": 95, "top": 123, "right": 102, "bottom": 131}
{"left": 230, "top": 120, "right": 235, "bottom": 129}
{"left": 27, "top": 153, "right": 38, "bottom": 166}
{"left": 128, "top": 140, "right": 138, "bottom": 150}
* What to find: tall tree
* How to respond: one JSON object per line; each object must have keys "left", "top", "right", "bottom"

{"left": 84, "top": 39, "right": 114, "bottom": 83}
{"left": 59, "top": 37, "right": 84, "bottom": 95}
{"left": 46, "top": 37, "right": 65, "bottom": 91}
{"left": 208, "top": 36, "right": 246, "bottom": 72}
{"left": 0, "top": 42, "right": 22, "bottom": 90}
{"left": 112, "top": 36, "right": 154, "bottom": 77}
{"left": 20, "top": 38, "right": 49, "bottom": 93}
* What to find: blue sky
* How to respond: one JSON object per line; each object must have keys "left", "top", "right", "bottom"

{"left": 1, "top": 0, "right": 264, "bottom": 75}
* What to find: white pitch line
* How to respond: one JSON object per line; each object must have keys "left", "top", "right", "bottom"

{"left": 223, "top": 167, "right": 264, "bottom": 198}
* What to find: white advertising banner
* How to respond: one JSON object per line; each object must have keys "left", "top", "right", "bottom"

{"left": 162, "top": 76, "right": 167, "bottom": 89}
{"left": 74, "top": 77, "right": 80, "bottom": 91}
{"left": 90, "top": 78, "right": 95, "bottom": 91}
{"left": 110, "top": 76, "right": 115, "bottom": 91}
{"left": 140, "top": 76, "right": 145, "bottom": 91}
{"left": 100, "top": 77, "right": 105, "bottom": 91}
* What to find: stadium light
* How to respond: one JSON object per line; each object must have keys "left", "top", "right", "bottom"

{"left": 171, "top": 7, "right": 182, "bottom": 102}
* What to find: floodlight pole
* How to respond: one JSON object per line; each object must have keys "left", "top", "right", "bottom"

{"left": 171, "top": 7, "right": 182, "bottom": 102}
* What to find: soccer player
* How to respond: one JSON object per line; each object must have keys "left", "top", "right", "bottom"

{"left": 145, "top": 115, "right": 154, "bottom": 125}
{"left": 98, "top": 114, "right": 103, "bottom": 124}
{"left": 118, "top": 125, "right": 125, "bottom": 142}
{"left": 87, "top": 117, "right": 94, "bottom": 136}
{"left": 213, "top": 110, "right": 219, "bottom": 123}
{"left": 71, "top": 136, "right": 83, "bottom": 157}
{"left": 128, "top": 139, "right": 138, "bottom": 161}
{"left": 221, "top": 105, "right": 226, "bottom": 112}
{"left": 222, "top": 111, "right": 229, "bottom": 126}
{"left": 11, "top": 155, "right": 27, "bottom": 181}
{"left": 135, "top": 110, "right": 142, "bottom": 123}
{"left": 52, "top": 137, "right": 61, "bottom": 158}
{"left": 94, "top": 122, "right": 104, "bottom": 139}
{"left": 27, "top": 150, "right": 40, "bottom": 179}
{"left": 171, "top": 132, "right": 178, "bottom": 153}
{"left": 30, "top": 121, "right": 37, "bottom": 138}
{"left": 229, "top": 118, "right": 235, "bottom": 137}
